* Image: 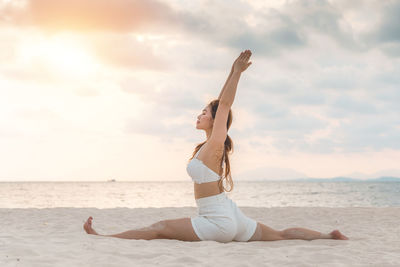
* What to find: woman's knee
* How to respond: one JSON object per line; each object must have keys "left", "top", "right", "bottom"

{"left": 249, "top": 222, "right": 284, "bottom": 241}
{"left": 155, "top": 218, "right": 200, "bottom": 241}
{"left": 248, "top": 223, "right": 263, "bottom": 241}
{"left": 140, "top": 220, "right": 167, "bottom": 238}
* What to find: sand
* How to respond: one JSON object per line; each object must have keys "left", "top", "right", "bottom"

{"left": 1, "top": 206, "right": 399, "bottom": 266}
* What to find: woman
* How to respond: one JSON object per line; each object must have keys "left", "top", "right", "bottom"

{"left": 83, "top": 49, "right": 349, "bottom": 242}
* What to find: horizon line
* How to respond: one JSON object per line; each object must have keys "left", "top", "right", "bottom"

{"left": 1, "top": 176, "right": 399, "bottom": 183}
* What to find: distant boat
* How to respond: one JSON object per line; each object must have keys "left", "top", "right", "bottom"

{"left": 107, "top": 179, "right": 116, "bottom": 182}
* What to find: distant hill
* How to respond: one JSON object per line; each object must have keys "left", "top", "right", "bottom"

{"left": 236, "top": 167, "right": 400, "bottom": 182}
{"left": 371, "top": 176, "right": 400, "bottom": 182}
{"left": 286, "top": 176, "right": 400, "bottom": 182}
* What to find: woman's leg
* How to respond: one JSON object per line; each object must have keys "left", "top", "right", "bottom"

{"left": 248, "top": 222, "right": 349, "bottom": 241}
{"left": 83, "top": 216, "right": 201, "bottom": 241}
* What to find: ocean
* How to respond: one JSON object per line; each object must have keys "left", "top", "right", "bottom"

{"left": 1, "top": 181, "right": 399, "bottom": 208}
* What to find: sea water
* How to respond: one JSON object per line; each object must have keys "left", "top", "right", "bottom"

{"left": 1, "top": 181, "right": 399, "bottom": 208}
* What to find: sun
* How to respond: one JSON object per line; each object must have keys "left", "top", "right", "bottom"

{"left": 18, "top": 34, "right": 100, "bottom": 78}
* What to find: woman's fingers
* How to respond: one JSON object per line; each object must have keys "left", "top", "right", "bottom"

{"left": 246, "top": 52, "right": 251, "bottom": 62}
{"left": 239, "top": 51, "right": 246, "bottom": 60}
{"left": 245, "top": 50, "right": 251, "bottom": 60}
{"left": 241, "top": 50, "right": 251, "bottom": 61}
{"left": 240, "top": 54, "right": 247, "bottom": 61}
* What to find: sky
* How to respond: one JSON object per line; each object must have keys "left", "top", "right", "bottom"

{"left": 1, "top": 0, "right": 399, "bottom": 182}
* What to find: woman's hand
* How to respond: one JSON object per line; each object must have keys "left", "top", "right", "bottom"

{"left": 233, "top": 49, "right": 252, "bottom": 73}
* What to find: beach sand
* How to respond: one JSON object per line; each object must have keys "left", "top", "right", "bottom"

{"left": 1, "top": 207, "right": 399, "bottom": 266}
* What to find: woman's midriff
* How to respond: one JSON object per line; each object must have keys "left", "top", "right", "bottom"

{"left": 194, "top": 180, "right": 223, "bottom": 199}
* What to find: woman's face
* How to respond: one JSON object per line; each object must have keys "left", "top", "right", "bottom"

{"left": 196, "top": 105, "right": 213, "bottom": 130}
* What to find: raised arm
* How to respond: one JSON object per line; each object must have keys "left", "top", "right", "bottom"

{"left": 218, "top": 64, "right": 234, "bottom": 100}
{"left": 209, "top": 50, "right": 252, "bottom": 144}
{"left": 218, "top": 50, "right": 252, "bottom": 107}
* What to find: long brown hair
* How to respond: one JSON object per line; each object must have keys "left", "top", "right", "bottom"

{"left": 189, "top": 99, "right": 234, "bottom": 192}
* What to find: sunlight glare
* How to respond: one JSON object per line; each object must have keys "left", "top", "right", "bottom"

{"left": 18, "top": 35, "right": 99, "bottom": 78}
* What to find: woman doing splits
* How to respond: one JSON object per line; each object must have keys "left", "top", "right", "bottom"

{"left": 83, "top": 49, "right": 349, "bottom": 242}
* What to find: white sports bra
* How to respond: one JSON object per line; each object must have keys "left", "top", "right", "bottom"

{"left": 186, "top": 144, "right": 223, "bottom": 184}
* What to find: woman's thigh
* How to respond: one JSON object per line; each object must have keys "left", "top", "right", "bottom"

{"left": 157, "top": 217, "right": 201, "bottom": 241}
{"left": 248, "top": 222, "right": 284, "bottom": 241}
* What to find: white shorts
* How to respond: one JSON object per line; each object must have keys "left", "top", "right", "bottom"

{"left": 191, "top": 191, "right": 257, "bottom": 243}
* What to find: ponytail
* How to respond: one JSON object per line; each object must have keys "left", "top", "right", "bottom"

{"left": 218, "top": 134, "right": 234, "bottom": 192}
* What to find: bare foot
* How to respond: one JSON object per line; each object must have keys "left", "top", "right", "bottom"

{"left": 330, "top": 229, "right": 349, "bottom": 240}
{"left": 83, "top": 216, "right": 99, "bottom": 235}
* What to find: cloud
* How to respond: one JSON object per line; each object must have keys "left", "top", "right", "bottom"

{"left": 327, "top": 95, "right": 378, "bottom": 117}
{"left": 286, "top": 93, "right": 327, "bottom": 106}
{"left": 213, "top": 0, "right": 358, "bottom": 55}
{"left": 373, "top": 1, "right": 400, "bottom": 43}
{"left": 1, "top": 62, "right": 61, "bottom": 84}
{"left": 9, "top": 107, "right": 72, "bottom": 138}
{"left": 121, "top": 78, "right": 206, "bottom": 142}
{"left": 314, "top": 75, "right": 356, "bottom": 91}
{"left": 74, "top": 86, "right": 101, "bottom": 97}
{"left": 351, "top": 0, "right": 400, "bottom": 56}
{"left": 185, "top": 3, "right": 309, "bottom": 56}
{"left": 2, "top": 0, "right": 397, "bottom": 59}
{"left": 0, "top": 28, "right": 19, "bottom": 61}
{"left": 226, "top": 25, "right": 306, "bottom": 57}
{"left": 0, "top": 127, "right": 24, "bottom": 139}
{"left": 252, "top": 111, "right": 328, "bottom": 139}
{"left": 123, "top": 104, "right": 199, "bottom": 143}
{"left": 335, "top": 115, "right": 400, "bottom": 152}
{"left": 0, "top": 0, "right": 180, "bottom": 33}
{"left": 85, "top": 33, "right": 168, "bottom": 71}
{"left": 184, "top": 0, "right": 398, "bottom": 57}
